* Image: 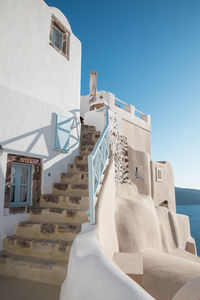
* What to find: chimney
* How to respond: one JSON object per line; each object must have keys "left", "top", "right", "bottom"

{"left": 89, "top": 71, "right": 98, "bottom": 110}
{"left": 90, "top": 70, "right": 98, "bottom": 96}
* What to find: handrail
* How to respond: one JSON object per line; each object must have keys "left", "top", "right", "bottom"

{"left": 88, "top": 106, "right": 109, "bottom": 224}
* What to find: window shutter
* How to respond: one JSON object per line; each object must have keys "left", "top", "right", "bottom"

{"left": 54, "top": 114, "right": 73, "bottom": 152}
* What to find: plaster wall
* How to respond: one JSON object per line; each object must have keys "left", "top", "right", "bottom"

{"left": 151, "top": 161, "right": 176, "bottom": 212}
{"left": 172, "top": 275, "right": 200, "bottom": 300}
{"left": 128, "top": 147, "right": 151, "bottom": 196}
{"left": 0, "top": 84, "right": 80, "bottom": 249}
{"left": 81, "top": 91, "right": 151, "bottom": 132}
{"left": 112, "top": 182, "right": 199, "bottom": 299}
{"left": 115, "top": 183, "right": 162, "bottom": 253}
{"left": 122, "top": 119, "right": 151, "bottom": 155}
{"left": 0, "top": 0, "right": 81, "bottom": 111}
{"left": 80, "top": 95, "right": 90, "bottom": 119}
{"left": 142, "top": 249, "right": 200, "bottom": 300}
{"left": 84, "top": 109, "right": 106, "bottom": 133}
{"left": 60, "top": 224, "right": 155, "bottom": 300}
{"left": 96, "top": 158, "right": 119, "bottom": 259}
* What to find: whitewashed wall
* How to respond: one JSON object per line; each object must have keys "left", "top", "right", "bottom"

{"left": 0, "top": 0, "right": 81, "bottom": 248}
{"left": 0, "top": 0, "right": 81, "bottom": 111}
{"left": 60, "top": 224, "right": 155, "bottom": 300}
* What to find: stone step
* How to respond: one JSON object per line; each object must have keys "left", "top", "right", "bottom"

{"left": 30, "top": 207, "right": 88, "bottom": 224}
{"left": 81, "top": 124, "right": 96, "bottom": 132}
{"left": 60, "top": 172, "right": 88, "bottom": 184}
{"left": 81, "top": 132, "right": 100, "bottom": 142}
{"left": 3, "top": 235, "right": 72, "bottom": 260}
{"left": 0, "top": 251, "right": 67, "bottom": 285}
{"left": 16, "top": 221, "right": 81, "bottom": 241}
{"left": 81, "top": 139, "right": 96, "bottom": 147}
{"left": 52, "top": 183, "right": 88, "bottom": 196}
{"left": 68, "top": 164, "right": 88, "bottom": 174}
{"left": 40, "top": 195, "right": 89, "bottom": 211}
{"left": 80, "top": 146, "right": 94, "bottom": 155}
{"left": 74, "top": 155, "right": 88, "bottom": 165}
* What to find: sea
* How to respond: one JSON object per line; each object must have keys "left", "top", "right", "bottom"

{"left": 176, "top": 204, "right": 200, "bottom": 256}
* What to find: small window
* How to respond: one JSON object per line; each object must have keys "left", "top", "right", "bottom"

{"left": 49, "top": 15, "right": 70, "bottom": 59}
{"left": 10, "top": 163, "right": 33, "bottom": 207}
{"left": 135, "top": 165, "right": 143, "bottom": 179}
{"left": 52, "top": 27, "right": 63, "bottom": 50}
{"left": 156, "top": 167, "right": 163, "bottom": 182}
{"left": 135, "top": 167, "right": 139, "bottom": 178}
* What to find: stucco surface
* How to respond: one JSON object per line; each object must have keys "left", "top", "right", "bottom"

{"left": 96, "top": 158, "right": 119, "bottom": 259}
{"left": 60, "top": 224, "right": 154, "bottom": 300}
{"left": 0, "top": 0, "right": 81, "bottom": 111}
{"left": 172, "top": 274, "right": 200, "bottom": 300}
{"left": 142, "top": 250, "right": 200, "bottom": 300}
{"left": 0, "top": 0, "right": 81, "bottom": 251}
{"left": 0, "top": 85, "right": 80, "bottom": 249}
{"left": 128, "top": 147, "right": 151, "bottom": 196}
{"left": 151, "top": 161, "right": 176, "bottom": 212}
{"left": 115, "top": 183, "right": 162, "bottom": 253}
{"left": 81, "top": 91, "right": 151, "bottom": 132}
{"left": 113, "top": 182, "right": 200, "bottom": 299}
{"left": 122, "top": 119, "right": 151, "bottom": 155}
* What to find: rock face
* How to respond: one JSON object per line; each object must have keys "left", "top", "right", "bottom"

{"left": 0, "top": 124, "right": 99, "bottom": 285}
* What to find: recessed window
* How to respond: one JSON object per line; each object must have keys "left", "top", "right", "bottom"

{"left": 10, "top": 163, "right": 33, "bottom": 207}
{"left": 156, "top": 167, "right": 163, "bottom": 182}
{"left": 135, "top": 165, "right": 143, "bottom": 179}
{"left": 49, "top": 15, "right": 70, "bottom": 59}
{"left": 52, "top": 27, "right": 63, "bottom": 50}
{"left": 135, "top": 167, "right": 139, "bottom": 178}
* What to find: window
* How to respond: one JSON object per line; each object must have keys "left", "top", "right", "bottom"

{"left": 52, "top": 27, "right": 63, "bottom": 50}
{"left": 10, "top": 163, "right": 33, "bottom": 207}
{"left": 135, "top": 165, "right": 143, "bottom": 179}
{"left": 49, "top": 15, "right": 70, "bottom": 59}
{"left": 156, "top": 167, "right": 163, "bottom": 182}
{"left": 135, "top": 167, "right": 139, "bottom": 178}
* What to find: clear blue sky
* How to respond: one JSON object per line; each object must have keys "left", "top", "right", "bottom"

{"left": 46, "top": 0, "right": 200, "bottom": 189}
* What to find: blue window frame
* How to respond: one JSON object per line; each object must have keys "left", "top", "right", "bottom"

{"left": 10, "top": 163, "right": 33, "bottom": 207}
{"left": 52, "top": 26, "right": 63, "bottom": 50}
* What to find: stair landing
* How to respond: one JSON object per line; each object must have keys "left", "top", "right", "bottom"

{"left": 0, "top": 275, "right": 60, "bottom": 300}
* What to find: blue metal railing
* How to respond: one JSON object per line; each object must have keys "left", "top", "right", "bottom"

{"left": 88, "top": 106, "right": 109, "bottom": 224}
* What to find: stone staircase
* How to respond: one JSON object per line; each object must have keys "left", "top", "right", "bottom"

{"left": 0, "top": 124, "right": 100, "bottom": 285}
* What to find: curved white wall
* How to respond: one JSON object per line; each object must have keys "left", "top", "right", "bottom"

{"left": 60, "top": 224, "right": 155, "bottom": 300}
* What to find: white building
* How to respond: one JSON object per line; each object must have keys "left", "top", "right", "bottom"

{"left": 0, "top": 2, "right": 200, "bottom": 300}
{"left": 0, "top": 0, "right": 81, "bottom": 248}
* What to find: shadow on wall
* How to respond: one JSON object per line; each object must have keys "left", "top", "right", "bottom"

{"left": 0, "top": 110, "right": 80, "bottom": 162}
{"left": 0, "top": 110, "right": 80, "bottom": 193}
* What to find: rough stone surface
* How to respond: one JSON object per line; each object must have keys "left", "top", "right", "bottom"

{"left": 69, "top": 197, "right": 81, "bottom": 204}
{"left": 110, "top": 115, "right": 130, "bottom": 183}
{"left": 16, "top": 239, "right": 30, "bottom": 248}
{"left": 40, "top": 224, "right": 55, "bottom": 234}
{"left": 54, "top": 184, "right": 68, "bottom": 191}
{"left": 43, "top": 195, "right": 59, "bottom": 204}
